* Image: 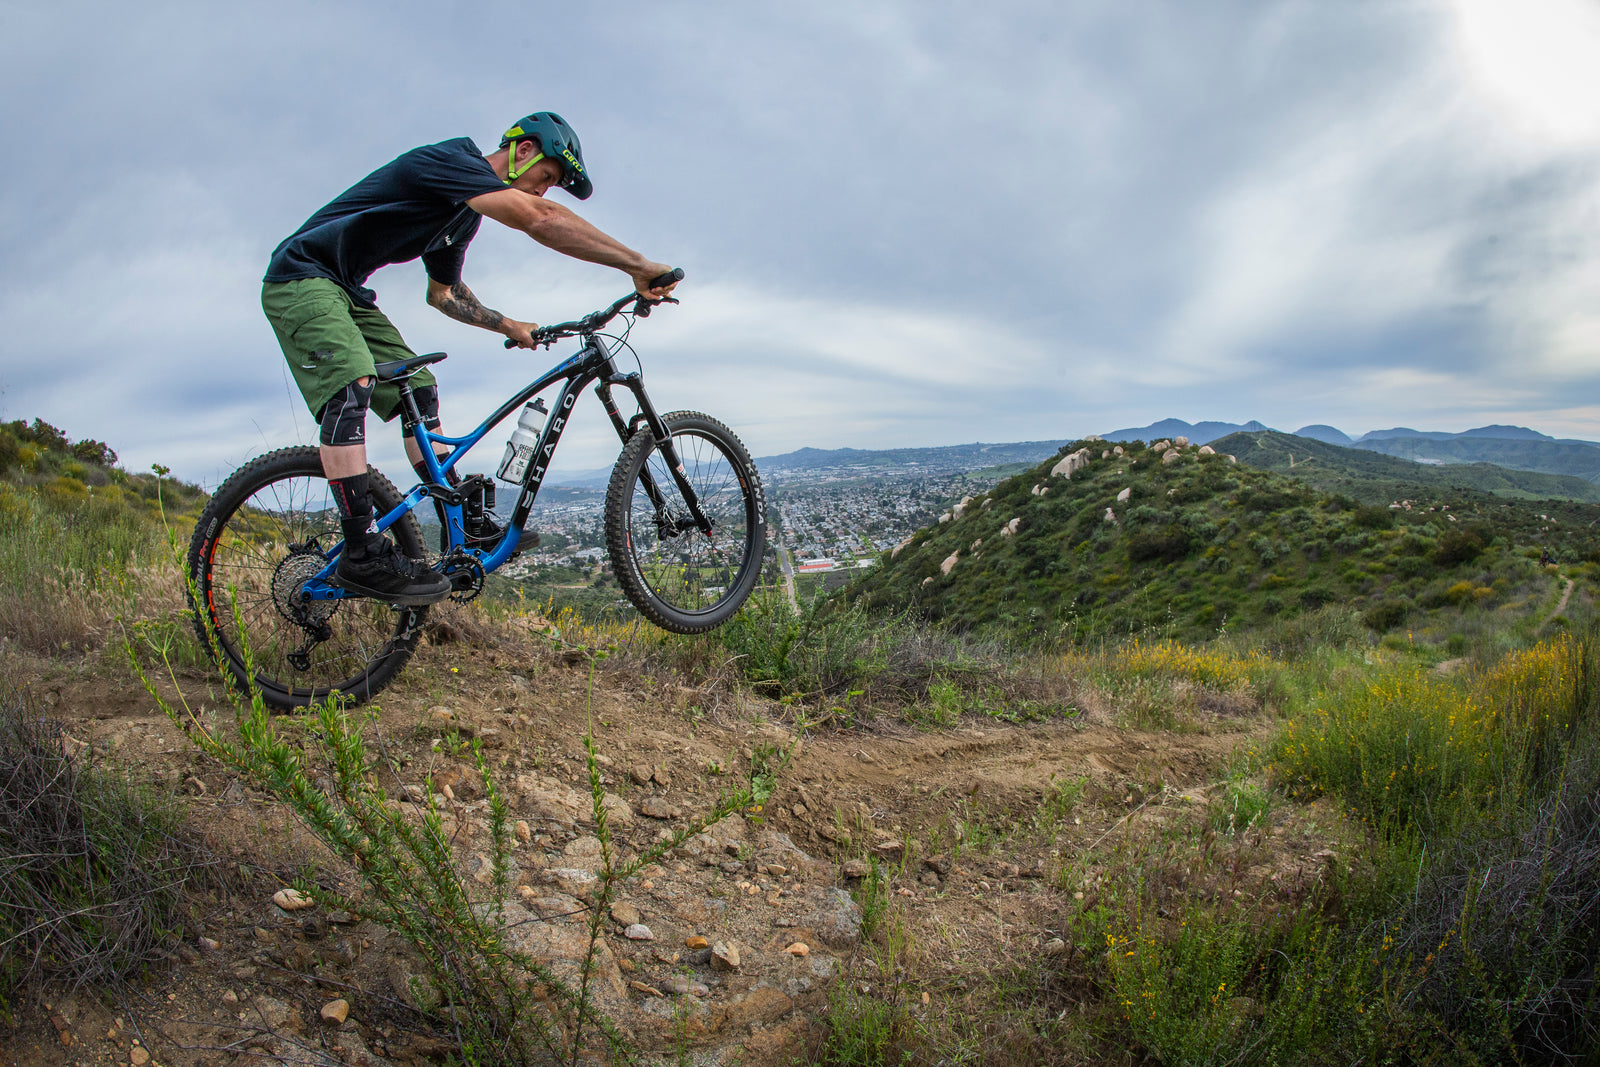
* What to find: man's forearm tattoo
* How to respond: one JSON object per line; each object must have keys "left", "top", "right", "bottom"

{"left": 433, "top": 282, "right": 505, "bottom": 330}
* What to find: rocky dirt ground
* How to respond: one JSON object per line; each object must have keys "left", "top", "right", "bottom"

{"left": 0, "top": 625, "right": 1345, "bottom": 1066}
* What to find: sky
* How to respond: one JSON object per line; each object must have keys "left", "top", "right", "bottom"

{"left": 3, "top": 0, "right": 1599, "bottom": 486}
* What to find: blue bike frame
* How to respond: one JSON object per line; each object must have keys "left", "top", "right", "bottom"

{"left": 298, "top": 328, "right": 708, "bottom": 602}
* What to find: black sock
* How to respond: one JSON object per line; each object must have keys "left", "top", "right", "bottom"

{"left": 329, "top": 473, "right": 374, "bottom": 554}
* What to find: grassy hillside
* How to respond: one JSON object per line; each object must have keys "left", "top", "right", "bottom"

{"left": 1212, "top": 429, "right": 1600, "bottom": 502}
{"left": 0, "top": 419, "right": 206, "bottom": 652}
{"left": 847, "top": 437, "right": 1599, "bottom": 647}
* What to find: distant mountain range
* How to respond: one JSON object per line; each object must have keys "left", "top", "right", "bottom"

{"left": 1103, "top": 419, "right": 1600, "bottom": 487}
{"left": 1101, "top": 417, "right": 1597, "bottom": 448}
{"left": 542, "top": 420, "right": 1600, "bottom": 493}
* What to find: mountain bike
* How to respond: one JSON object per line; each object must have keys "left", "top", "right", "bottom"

{"left": 188, "top": 270, "right": 767, "bottom": 710}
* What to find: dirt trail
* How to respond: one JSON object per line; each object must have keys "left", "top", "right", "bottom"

{"left": 3, "top": 641, "right": 1309, "bottom": 1066}
{"left": 1545, "top": 576, "right": 1576, "bottom": 626}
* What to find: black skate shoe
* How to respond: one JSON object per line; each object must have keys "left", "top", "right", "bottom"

{"left": 335, "top": 535, "right": 451, "bottom": 606}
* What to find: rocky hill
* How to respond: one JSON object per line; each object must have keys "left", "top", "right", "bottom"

{"left": 846, "top": 436, "right": 1597, "bottom": 645}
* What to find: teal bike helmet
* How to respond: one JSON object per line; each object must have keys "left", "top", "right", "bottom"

{"left": 500, "top": 112, "right": 592, "bottom": 199}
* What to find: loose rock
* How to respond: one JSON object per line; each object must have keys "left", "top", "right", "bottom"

{"left": 786, "top": 942, "right": 810, "bottom": 957}
{"left": 685, "top": 935, "right": 709, "bottom": 950}
{"left": 320, "top": 999, "right": 350, "bottom": 1025}
{"left": 639, "top": 797, "right": 678, "bottom": 819}
{"left": 273, "top": 888, "right": 312, "bottom": 911}
{"left": 624, "top": 924, "right": 655, "bottom": 941}
{"left": 711, "top": 941, "right": 740, "bottom": 971}
{"left": 610, "top": 901, "right": 641, "bottom": 928}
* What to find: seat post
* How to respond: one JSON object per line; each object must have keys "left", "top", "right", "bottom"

{"left": 396, "top": 381, "right": 423, "bottom": 431}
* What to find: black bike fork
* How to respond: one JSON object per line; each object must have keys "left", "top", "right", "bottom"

{"left": 596, "top": 371, "right": 713, "bottom": 535}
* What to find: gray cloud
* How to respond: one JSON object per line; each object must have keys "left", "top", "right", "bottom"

{"left": 2, "top": 0, "right": 1598, "bottom": 485}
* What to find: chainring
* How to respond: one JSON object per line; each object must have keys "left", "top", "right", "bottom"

{"left": 440, "top": 550, "right": 486, "bottom": 604}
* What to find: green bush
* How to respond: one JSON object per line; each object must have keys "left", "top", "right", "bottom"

{"left": 1362, "top": 599, "right": 1408, "bottom": 632}
{"left": 1435, "top": 528, "right": 1486, "bottom": 566}
{"left": 1354, "top": 505, "right": 1396, "bottom": 529}
{"left": 1126, "top": 524, "right": 1194, "bottom": 563}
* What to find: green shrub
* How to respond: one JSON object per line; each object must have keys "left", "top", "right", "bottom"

{"left": 1127, "top": 524, "right": 1194, "bottom": 563}
{"left": 1435, "top": 528, "right": 1485, "bottom": 566}
{"left": 1353, "top": 505, "right": 1395, "bottom": 529}
{"left": 1362, "top": 599, "right": 1408, "bottom": 632}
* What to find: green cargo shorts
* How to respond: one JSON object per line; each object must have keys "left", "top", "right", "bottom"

{"left": 262, "top": 278, "right": 437, "bottom": 423}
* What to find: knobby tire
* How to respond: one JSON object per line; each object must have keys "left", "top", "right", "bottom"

{"left": 187, "top": 446, "right": 427, "bottom": 711}
{"left": 604, "top": 411, "right": 766, "bottom": 633}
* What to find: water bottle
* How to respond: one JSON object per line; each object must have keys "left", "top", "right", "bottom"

{"left": 497, "top": 401, "right": 545, "bottom": 483}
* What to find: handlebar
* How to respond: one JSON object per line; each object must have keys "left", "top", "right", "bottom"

{"left": 504, "top": 267, "right": 684, "bottom": 349}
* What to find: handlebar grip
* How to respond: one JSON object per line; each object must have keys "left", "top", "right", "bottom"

{"left": 649, "top": 267, "right": 684, "bottom": 290}
{"left": 504, "top": 338, "right": 516, "bottom": 349}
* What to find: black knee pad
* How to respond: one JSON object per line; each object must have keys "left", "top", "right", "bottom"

{"left": 316, "top": 378, "right": 375, "bottom": 446}
{"left": 413, "top": 384, "right": 442, "bottom": 430}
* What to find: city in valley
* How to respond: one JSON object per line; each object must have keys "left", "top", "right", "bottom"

{"left": 478, "top": 440, "right": 1071, "bottom": 606}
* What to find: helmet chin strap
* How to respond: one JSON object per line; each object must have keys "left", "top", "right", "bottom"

{"left": 505, "top": 145, "right": 546, "bottom": 183}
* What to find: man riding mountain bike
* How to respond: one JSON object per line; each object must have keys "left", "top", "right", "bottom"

{"left": 261, "top": 111, "right": 679, "bottom": 606}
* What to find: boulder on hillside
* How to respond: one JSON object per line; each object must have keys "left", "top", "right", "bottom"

{"left": 1104, "top": 507, "right": 1117, "bottom": 523}
{"left": 1161, "top": 449, "right": 1181, "bottom": 465}
{"left": 1116, "top": 487, "right": 1131, "bottom": 503}
{"left": 940, "top": 551, "right": 959, "bottom": 576}
{"left": 1113, "top": 446, "right": 1125, "bottom": 456}
{"left": 1050, "top": 448, "right": 1090, "bottom": 479}
{"left": 1151, "top": 439, "right": 1171, "bottom": 452}
{"left": 954, "top": 495, "right": 974, "bottom": 517}
{"left": 1174, "top": 436, "right": 1189, "bottom": 447}
{"left": 1002, "top": 517, "right": 1021, "bottom": 537}
{"left": 1198, "top": 445, "right": 1215, "bottom": 455}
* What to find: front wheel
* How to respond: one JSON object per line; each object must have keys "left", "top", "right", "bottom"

{"left": 604, "top": 412, "right": 766, "bottom": 633}
{"left": 187, "top": 446, "right": 428, "bottom": 711}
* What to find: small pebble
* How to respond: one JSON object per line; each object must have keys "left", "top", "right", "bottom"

{"left": 221, "top": 990, "right": 238, "bottom": 1005}
{"left": 130, "top": 1049, "right": 150, "bottom": 1066}
{"left": 624, "top": 924, "right": 655, "bottom": 941}
{"left": 514, "top": 820, "right": 531, "bottom": 844}
{"left": 786, "top": 942, "right": 810, "bottom": 957}
{"left": 1043, "top": 938, "right": 1067, "bottom": 956}
{"left": 685, "top": 935, "right": 709, "bottom": 950}
{"left": 197, "top": 936, "right": 220, "bottom": 952}
{"left": 320, "top": 999, "right": 350, "bottom": 1025}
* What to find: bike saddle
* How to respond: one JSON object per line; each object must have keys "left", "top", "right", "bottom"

{"left": 374, "top": 352, "right": 449, "bottom": 381}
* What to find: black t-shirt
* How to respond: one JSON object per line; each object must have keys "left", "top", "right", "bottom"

{"left": 264, "top": 137, "right": 508, "bottom": 308}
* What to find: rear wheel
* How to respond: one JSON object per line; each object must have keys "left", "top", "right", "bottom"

{"left": 187, "top": 446, "right": 428, "bottom": 711}
{"left": 604, "top": 412, "right": 766, "bottom": 633}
